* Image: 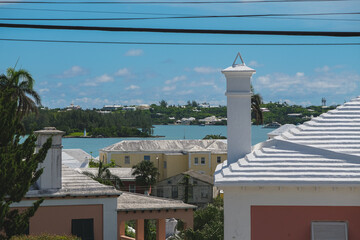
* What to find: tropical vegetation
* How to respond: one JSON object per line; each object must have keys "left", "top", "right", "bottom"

{"left": 132, "top": 161, "right": 159, "bottom": 194}
{"left": 0, "top": 68, "right": 51, "bottom": 239}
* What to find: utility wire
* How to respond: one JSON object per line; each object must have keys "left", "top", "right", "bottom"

{"left": 1, "top": 12, "right": 360, "bottom": 21}
{"left": 0, "top": 0, "right": 351, "bottom": 4}
{"left": 0, "top": 7, "right": 186, "bottom": 16}
{"left": 1, "top": 38, "right": 359, "bottom": 45}
{"left": 1, "top": 23, "right": 360, "bottom": 37}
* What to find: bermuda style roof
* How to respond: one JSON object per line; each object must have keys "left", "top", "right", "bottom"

{"left": 26, "top": 165, "right": 121, "bottom": 198}
{"left": 101, "top": 139, "right": 227, "bottom": 154}
{"left": 215, "top": 97, "right": 360, "bottom": 187}
{"left": 117, "top": 191, "right": 196, "bottom": 211}
{"left": 62, "top": 149, "right": 91, "bottom": 168}
{"left": 77, "top": 167, "right": 135, "bottom": 181}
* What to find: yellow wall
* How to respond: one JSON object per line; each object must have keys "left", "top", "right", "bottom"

{"left": 102, "top": 151, "right": 227, "bottom": 180}
{"left": 163, "top": 154, "right": 188, "bottom": 180}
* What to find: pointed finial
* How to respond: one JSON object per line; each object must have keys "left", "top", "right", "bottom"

{"left": 232, "top": 52, "right": 245, "bottom": 67}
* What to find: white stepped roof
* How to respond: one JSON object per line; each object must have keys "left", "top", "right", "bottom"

{"left": 215, "top": 96, "right": 360, "bottom": 187}
{"left": 277, "top": 96, "right": 360, "bottom": 156}
{"left": 101, "top": 139, "right": 227, "bottom": 154}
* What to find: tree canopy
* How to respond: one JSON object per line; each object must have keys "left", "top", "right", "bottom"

{"left": 0, "top": 70, "right": 51, "bottom": 239}
{"left": 132, "top": 161, "right": 159, "bottom": 194}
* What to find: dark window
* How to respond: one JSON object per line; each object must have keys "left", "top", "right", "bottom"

{"left": 194, "top": 157, "right": 199, "bottom": 165}
{"left": 201, "top": 157, "right": 206, "bottom": 165}
{"left": 188, "top": 186, "right": 193, "bottom": 200}
{"left": 125, "top": 156, "right": 130, "bottom": 164}
{"left": 157, "top": 188, "right": 164, "bottom": 197}
{"left": 201, "top": 187, "right": 209, "bottom": 199}
{"left": 172, "top": 186, "right": 178, "bottom": 198}
{"left": 71, "top": 219, "right": 94, "bottom": 240}
{"left": 129, "top": 184, "right": 136, "bottom": 193}
{"left": 217, "top": 156, "right": 221, "bottom": 163}
{"left": 164, "top": 161, "right": 167, "bottom": 169}
{"left": 193, "top": 180, "right": 198, "bottom": 185}
{"left": 167, "top": 180, "right": 172, "bottom": 184}
{"left": 144, "top": 155, "right": 150, "bottom": 161}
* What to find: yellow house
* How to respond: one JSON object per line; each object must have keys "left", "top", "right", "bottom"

{"left": 99, "top": 140, "right": 227, "bottom": 181}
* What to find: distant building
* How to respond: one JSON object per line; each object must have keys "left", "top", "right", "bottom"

{"left": 153, "top": 170, "right": 217, "bottom": 207}
{"left": 66, "top": 103, "right": 81, "bottom": 110}
{"left": 199, "top": 115, "right": 222, "bottom": 125}
{"left": 287, "top": 113, "right": 302, "bottom": 117}
{"left": 99, "top": 140, "right": 227, "bottom": 181}
{"left": 103, "top": 104, "right": 122, "bottom": 111}
{"left": 136, "top": 104, "right": 150, "bottom": 110}
{"left": 198, "top": 103, "right": 210, "bottom": 108}
{"left": 123, "top": 106, "right": 136, "bottom": 111}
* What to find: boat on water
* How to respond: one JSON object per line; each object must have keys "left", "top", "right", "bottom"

{"left": 263, "top": 122, "right": 281, "bottom": 128}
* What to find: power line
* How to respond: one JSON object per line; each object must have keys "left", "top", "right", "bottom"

{"left": 0, "top": 7, "right": 186, "bottom": 16}
{"left": 1, "top": 23, "right": 360, "bottom": 37}
{"left": 1, "top": 12, "right": 360, "bottom": 21}
{"left": 0, "top": 0, "right": 350, "bottom": 4}
{"left": 1, "top": 38, "right": 359, "bottom": 45}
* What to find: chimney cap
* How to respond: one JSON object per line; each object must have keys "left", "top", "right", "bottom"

{"left": 34, "top": 127, "right": 65, "bottom": 135}
{"left": 222, "top": 52, "right": 256, "bottom": 73}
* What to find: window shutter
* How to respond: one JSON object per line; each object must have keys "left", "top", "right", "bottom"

{"left": 311, "top": 222, "right": 348, "bottom": 240}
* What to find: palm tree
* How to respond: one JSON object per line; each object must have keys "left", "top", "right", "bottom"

{"left": 251, "top": 85, "right": 263, "bottom": 125}
{"left": 132, "top": 161, "right": 159, "bottom": 194}
{"left": 83, "top": 161, "right": 123, "bottom": 190}
{"left": 0, "top": 67, "right": 41, "bottom": 118}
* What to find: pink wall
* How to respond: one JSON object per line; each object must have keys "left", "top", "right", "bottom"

{"left": 18, "top": 204, "right": 103, "bottom": 239}
{"left": 251, "top": 206, "right": 360, "bottom": 240}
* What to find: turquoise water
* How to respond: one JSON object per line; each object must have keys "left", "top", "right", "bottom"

{"left": 62, "top": 125, "right": 273, "bottom": 157}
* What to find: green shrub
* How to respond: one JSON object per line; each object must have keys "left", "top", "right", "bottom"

{"left": 10, "top": 234, "right": 80, "bottom": 240}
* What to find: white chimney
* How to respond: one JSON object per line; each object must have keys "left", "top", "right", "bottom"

{"left": 35, "top": 127, "right": 64, "bottom": 190}
{"left": 222, "top": 53, "right": 256, "bottom": 165}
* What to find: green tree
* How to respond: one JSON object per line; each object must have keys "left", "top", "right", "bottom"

{"left": 132, "top": 161, "right": 159, "bottom": 194}
{"left": 251, "top": 85, "right": 263, "bottom": 125}
{"left": 179, "top": 196, "right": 224, "bottom": 240}
{"left": 203, "top": 134, "right": 227, "bottom": 140}
{"left": 0, "top": 68, "right": 41, "bottom": 119}
{"left": 0, "top": 87, "right": 51, "bottom": 239}
{"left": 83, "top": 161, "right": 122, "bottom": 190}
{"left": 159, "top": 100, "right": 168, "bottom": 108}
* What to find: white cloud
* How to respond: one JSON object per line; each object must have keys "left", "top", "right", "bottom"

{"left": 177, "top": 90, "right": 193, "bottom": 95}
{"left": 189, "top": 81, "right": 213, "bottom": 87}
{"left": 82, "top": 74, "right": 114, "bottom": 86}
{"left": 165, "top": 75, "right": 187, "bottom": 85}
{"left": 125, "top": 49, "right": 143, "bottom": 56}
{"left": 162, "top": 85, "right": 176, "bottom": 92}
{"left": 248, "top": 61, "right": 263, "bottom": 67}
{"left": 39, "top": 88, "right": 49, "bottom": 94}
{"left": 57, "top": 82, "right": 63, "bottom": 87}
{"left": 54, "top": 66, "right": 87, "bottom": 79}
{"left": 315, "top": 65, "right": 330, "bottom": 73}
{"left": 253, "top": 70, "right": 360, "bottom": 97}
{"left": 126, "top": 85, "right": 140, "bottom": 90}
{"left": 193, "top": 66, "right": 221, "bottom": 74}
{"left": 115, "top": 68, "right": 131, "bottom": 77}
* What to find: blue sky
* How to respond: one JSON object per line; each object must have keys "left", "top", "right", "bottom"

{"left": 0, "top": 0, "right": 359, "bottom": 108}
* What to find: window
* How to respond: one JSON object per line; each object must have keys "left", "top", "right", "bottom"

{"left": 167, "top": 180, "right": 172, "bottom": 184}
{"left": 144, "top": 155, "right": 150, "bottom": 161}
{"left": 129, "top": 184, "right": 136, "bottom": 193}
{"left": 164, "top": 161, "right": 167, "bottom": 169}
{"left": 125, "top": 156, "right": 130, "bottom": 164}
{"left": 311, "top": 222, "right": 348, "bottom": 240}
{"left": 217, "top": 156, "right": 221, "bottom": 163}
{"left": 194, "top": 157, "right": 199, "bottom": 165}
{"left": 157, "top": 188, "right": 164, "bottom": 197}
{"left": 201, "top": 187, "right": 209, "bottom": 199}
{"left": 193, "top": 180, "right": 198, "bottom": 185}
{"left": 172, "top": 186, "right": 178, "bottom": 198}
{"left": 201, "top": 157, "right": 206, "bottom": 165}
{"left": 188, "top": 186, "right": 193, "bottom": 200}
{"left": 71, "top": 219, "right": 94, "bottom": 240}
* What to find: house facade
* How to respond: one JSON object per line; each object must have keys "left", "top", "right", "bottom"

{"left": 99, "top": 140, "right": 227, "bottom": 181}
{"left": 11, "top": 127, "right": 196, "bottom": 240}
{"left": 153, "top": 170, "right": 217, "bottom": 207}
{"left": 215, "top": 54, "right": 360, "bottom": 240}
